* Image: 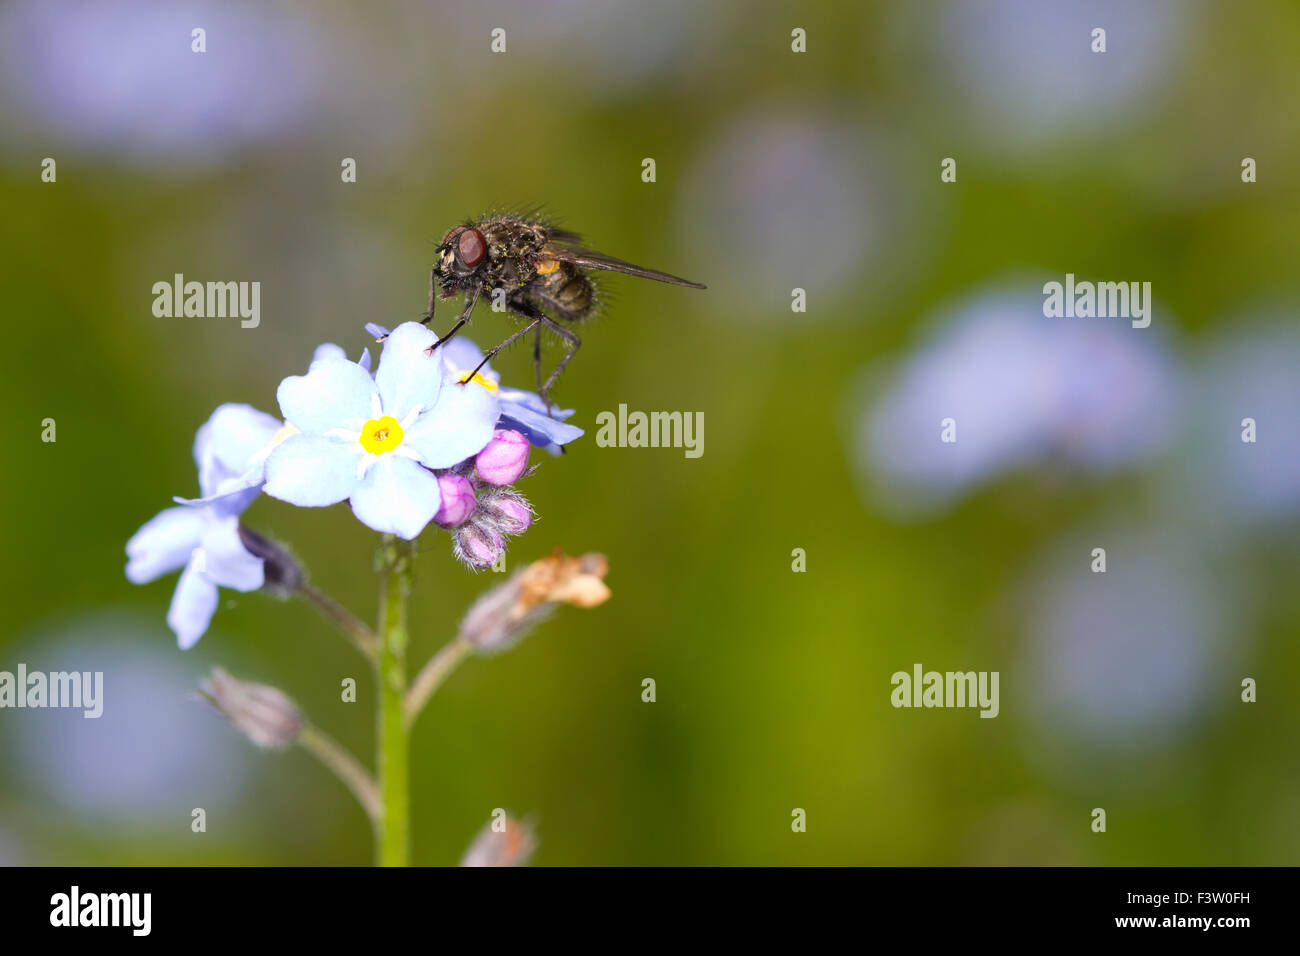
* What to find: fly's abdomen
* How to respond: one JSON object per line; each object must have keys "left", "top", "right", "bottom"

{"left": 530, "top": 261, "right": 594, "bottom": 321}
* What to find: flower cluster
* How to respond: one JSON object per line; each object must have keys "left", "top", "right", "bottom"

{"left": 126, "top": 322, "right": 584, "bottom": 647}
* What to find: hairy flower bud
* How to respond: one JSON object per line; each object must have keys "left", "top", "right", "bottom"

{"left": 198, "top": 667, "right": 302, "bottom": 750}
{"left": 452, "top": 518, "right": 507, "bottom": 571}
{"left": 475, "top": 429, "right": 530, "bottom": 486}
{"left": 434, "top": 473, "right": 477, "bottom": 528}
{"left": 237, "top": 524, "right": 304, "bottom": 596}
{"left": 476, "top": 488, "right": 534, "bottom": 535}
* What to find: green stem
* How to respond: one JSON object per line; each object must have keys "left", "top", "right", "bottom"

{"left": 376, "top": 536, "right": 412, "bottom": 866}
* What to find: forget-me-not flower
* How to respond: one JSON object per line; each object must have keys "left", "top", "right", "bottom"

{"left": 365, "top": 323, "right": 583, "bottom": 453}
{"left": 126, "top": 406, "right": 270, "bottom": 649}
{"left": 264, "top": 322, "right": 499, "bottom": 539}
{"left": 174, "top": 343, "right": 372, "bottom": 513}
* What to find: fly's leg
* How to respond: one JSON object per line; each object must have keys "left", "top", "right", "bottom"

{"left": 426, "top": 287, "right": 480, "bottom": 355}
{"left": 420, "top": 269, "right": 437, "bottom": 326}
{"left": 536, "top": 315, "right": 581, "bottom": 411}
{"left": 500, "top": 297, "right": 577, "bottom": 412}
{"left": 532, "top": 324, "right": 544, "bottom": 395}
{"left": 463, "top": 318, "right": 541, "bottom": 382}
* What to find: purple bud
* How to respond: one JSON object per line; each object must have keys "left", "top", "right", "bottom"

{"left": 478, "top": 489, "right": 534, "bottom": 535}
{"left": 237, "top": 524, "right": 304, "bottom": 596}
{"left": 475, "top": 429, "right": 530, "bottom": 486}
{"left": 434, "top": 473, "right": 477, "bottom": 528}
{"left": 453, "top": 519, "right": 507, "bottom": 571}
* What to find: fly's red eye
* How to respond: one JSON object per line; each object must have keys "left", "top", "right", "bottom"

{"left": 457, "top": 228, "right": 486, "bottom": 268}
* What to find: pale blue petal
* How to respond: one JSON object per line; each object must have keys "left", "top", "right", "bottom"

{"left": 198, "top": 520, "right": 264, "bottom": 592}
{"left": 364, "top": 322, "right": 391, "bottom": 340}
{"left": 167, "top": 561, "right": 219, "bottom": 650}
{"left": 173, "top": 466, "right": 264, "bottom": 518}
{"left": 349, "top": 455, "right": 441, "bottom": 540}
{"left": 277, "top": 359, "right": 376, "bottom": 434}
{"left": 402, "top": 380, "right": 500, "bottom": 468}
{"left": 501, "top": 403, "right": 585, "bottom": 447}
{"left": 126, "top": 506, "right": 203, "bottom": 584}
{"left": 359, "top": 347, "right": 372, "bottom": 373}
{"left": 440, "top": 337, "right": 495, "bottom": 381}
{"left": 263, "top": 434, "right": 359, "bottom": 507}
{"left": 497, "top": 387, "right": 576, "bottom": 422}
{"left": 193, "top": 421, "right": 225, "bottom": 496}
{"left": 194, "top": 403, "right": 279, "bottom": 497}
{"left": 312, "top": 343, "right": 347, "bottom": 366}
{"left": 375, "top": 322, "right": 444, "bottom": 421}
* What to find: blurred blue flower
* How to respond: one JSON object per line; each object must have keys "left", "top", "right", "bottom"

{"left": 452, "top": 0, "right": 702, "bottom": 92}
{"left": 1020, "top": 529, "right": 1235, "bottom": 757}
{"left": 3, "top": 620, "right": 251, "bottom": 831}
{"left": 264, "top": 322, "right": 498, "bottom": 539}
{"left": 126, "top": 407, "right": 267, "bottom": 649}
{"left": 366, "top": 324, "right": 583, "bottom": 453}
{"left": 904, "top": 0, "right": 1187, "bottom": 152}
{"left": 0, "top": 0, "right": 327, "bottom": 166}
{"left": 678, "top": 110, "right": 897, "bottom": 314}
{"left": 852, "top": 286, "right": 1179, "bottom": 515}
{"left": 1176, "top": 320, "right": 1300, "bottom": 527}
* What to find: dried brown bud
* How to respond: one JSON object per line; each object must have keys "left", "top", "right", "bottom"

{"left": 459, "top": 550, "right": 611, "bottom": 653}
{"left": 198, "top": 667, "right": 302, "bottom": 750}
{"left": 519, "top": 550, "right": 611, "bottom": 609}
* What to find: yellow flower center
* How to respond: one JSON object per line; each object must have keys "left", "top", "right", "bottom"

{"left": 456, "top": 369, "right": 498, "bottom": 392}
{"left": 359, "top": 416, "right": 404, "bottom": 454}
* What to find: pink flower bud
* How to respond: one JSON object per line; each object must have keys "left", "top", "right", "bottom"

{"left": 475, "top": 429, "right": 530, "bottom": 486}
{"left": 478, "top": 489, "right": 533, "bottom": 535}
{"left": 434, "top": 473, "right": 477, "bottom": 528}
{"left": 453, "top": 519, "right": 507, "bottom": 571}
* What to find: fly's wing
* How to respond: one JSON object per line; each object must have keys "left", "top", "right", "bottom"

{"left": 540, "top": 241, "right": 706, "bottom": 289}
{"left": 544, "top": 227, "right": 584, "bottom": 244}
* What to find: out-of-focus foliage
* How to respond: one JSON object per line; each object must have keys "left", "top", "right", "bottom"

{"left": 1, "top": 0, "right": 1297, "bottom": 865}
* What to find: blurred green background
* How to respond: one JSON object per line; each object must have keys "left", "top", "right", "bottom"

{"left": 2, "top": 0, "right": 1298, "bottom": 865}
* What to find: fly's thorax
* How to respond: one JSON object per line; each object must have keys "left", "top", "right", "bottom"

{"left": 480, "top": 217, "right": 549, "bottom": 259}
